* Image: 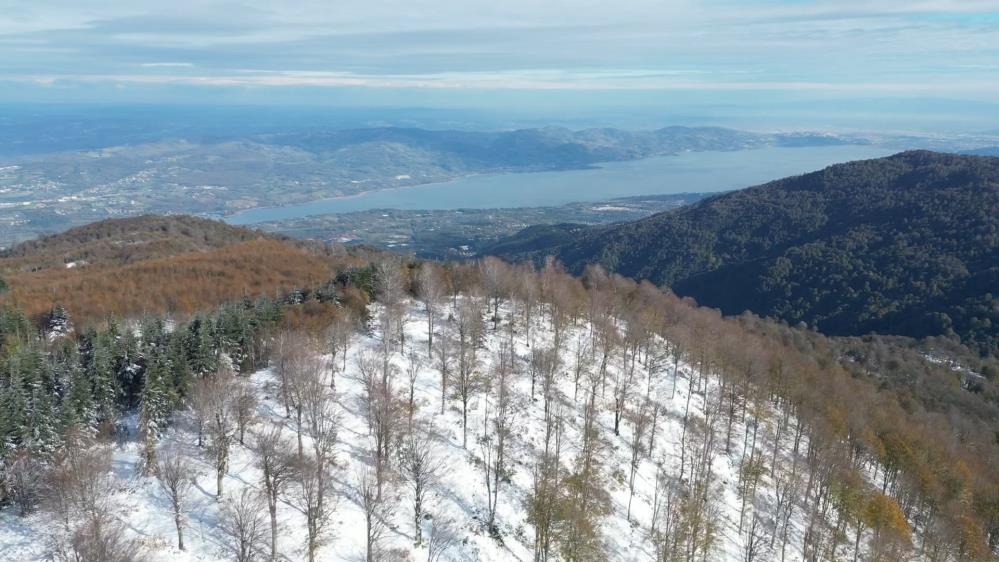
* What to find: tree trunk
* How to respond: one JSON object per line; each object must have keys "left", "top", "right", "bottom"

{"left": 175, "top": 511, "right": 185, "bottom": 550}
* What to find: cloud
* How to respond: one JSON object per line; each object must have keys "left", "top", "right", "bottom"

{"left": 0, "top": 0, "right": 997, "bottom": 102}
{"left": 139, "top": 62, "right": 193, "bottom": 68}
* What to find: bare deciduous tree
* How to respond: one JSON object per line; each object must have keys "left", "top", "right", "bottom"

{"left": 219, "top": 488, "right": 268, "bottom": 562}
{"left": 156, "top": 448, "right": 194, "bottom": 551}
{"left": 433, "top": 327, "right": 454, "bottom": 416}
{"left": 50, "top": 511, "right": 146, "bottom": 562}
{"left": 45, "top": 430, "right": 113, "bottom": 528}
{"left": 233, "top": 381, "right": 257, "bottom": 446}
{"left": 198, "top": 368, "right": 238, "bottom": 498}
{"left": 417, "top": 262, "right": 446, "bottom": 354}
{"left": 401, "top": 425, "right": 445, "bottom": 543}
{"left": 482, "top": 344, "right": 514, "bottom": 535}
{"left": 357, "top": 468, "right": 389, "bottom": 562}
{"left": 250, "top": 423, "right": 296, "bottom": 561}
{"left": 8, "top": 451, "right": 44, "bottom": 516}
{"left": 426, "top": 516, "right": 460, "bottom": 562}
{"left": 626, "top": 402, "right": 650, "bottom": 523}
{"left": 405, "top": 351, "right": 423, "bottom": 424}
{"left": 291, "top": 455, "right": 336, "bottom": 562}
{"left": 453, "top": 299, "right": 484, "bottom": 448}
{"left": 325, "top": 310, "right": 356, "bottom": 379}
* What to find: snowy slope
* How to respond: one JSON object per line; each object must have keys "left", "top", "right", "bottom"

{"left": 1, "top": 299, "right": 864, "bottom": 561}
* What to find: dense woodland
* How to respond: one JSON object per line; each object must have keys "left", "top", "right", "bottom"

{"left": 489, "top": 151, "right": 999, "bottom": 356}
{"left": 0, "top": 243, "right": 997, "bottom": 560}
{"left": 0, "top": 216, "right": 373, "bottom": 325}
{"left": 0, "top": 215, "right": 293, "bottom": 272}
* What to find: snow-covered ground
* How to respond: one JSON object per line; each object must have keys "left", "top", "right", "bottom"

{"left": 1, "top": 299, "right": 855, "bottom": 561}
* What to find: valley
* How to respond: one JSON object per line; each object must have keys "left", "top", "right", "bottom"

{"left": 0, "top": 126, "right": 895, "bottom": 247}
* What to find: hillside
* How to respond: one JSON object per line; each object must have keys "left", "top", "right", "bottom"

{"left": 0, "top": 215, "right": 277, "bottom": 272}
{"left": 2, "top": 259, "right": 995, "bottom": 561}
{"left": 0, "top": 126, "right": 866, "bottom": 245}
{"left": 0, "top": 215, "right": 364, "bottom": 325}
{"left": 488, "top": 151, "right": 999, "bottom": 355}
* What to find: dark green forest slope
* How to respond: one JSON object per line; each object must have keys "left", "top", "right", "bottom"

{"left": 488, "top": 151, "right": 999, "bottom": 354}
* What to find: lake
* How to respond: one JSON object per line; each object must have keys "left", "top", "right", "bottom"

{"left": 226, "top": 144, "right": 895, "bottom": 224}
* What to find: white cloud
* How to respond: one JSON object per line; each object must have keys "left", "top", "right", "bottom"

{"left": 139, "top": 62, "right": 193, "bottom": 68}
{"left": 0, "top": 0, "right": 997, "bottom": 100}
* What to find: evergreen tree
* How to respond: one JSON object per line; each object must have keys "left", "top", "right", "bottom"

{"left": 138, "top": 349, "right": 174, "bottom": 473}
{"left": 43, "top": 303, "right": 72, "bottom": 337}
{"left": 116, "top": 326, "right": 142, "bottom": 408}
{"left": 186, "top": 315, "right": 217, "bottom": 377}
{"left": 61, "top": 357, "right": 95, "bottom": 431}
{"left": 167, "top": 331, "right": 192, "bottom": 401}
{"left": 87, "top": 330, "right": 119, "bottom": 425}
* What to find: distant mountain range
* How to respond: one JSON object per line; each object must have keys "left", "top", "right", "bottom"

{"left": 255, "top": 125, "right": 866, "bottom": 170}
{"left": 487, "top": 151, "right": 999, "bottom": 354}
{"left": 0, "top": 124, "right": 870, "bottom": 246}
{"left": 963, "top": 146, "right": 999, "bottom": 156}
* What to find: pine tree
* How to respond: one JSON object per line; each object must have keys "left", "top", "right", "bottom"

{"left": 44, "top": 303, "right": 72, "bottom": 337}
{"left": 167, "top": 331, "right": 192, "bottom": 400}
{"left": 116, "top": 327, "right": 142, "bottom": 408}
{"left": 0, "top": 366, "right": 29, "bottom": 453}
{"left": 186, "top": 315, "right": 217, "bottom": 377}
{"left": 87, "top": 331, "right": 119, "bottom": 425}
{"left": 58, "top": 345, "right": 95, "bottom": 431}
{"left": 139, "top": 350, "right": 175, "bottom": 474}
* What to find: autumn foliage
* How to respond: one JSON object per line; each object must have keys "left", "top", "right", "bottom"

{"left": 0, "top": 239, "right": 356, "bottom": 325}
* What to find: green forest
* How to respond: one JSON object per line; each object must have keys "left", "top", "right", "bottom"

{"left": 491, "top": 151, "right": 999, "bottom": 356}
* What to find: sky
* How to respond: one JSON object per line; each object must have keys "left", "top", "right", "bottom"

{"left": 1, "top": 1, "right": 999, "bottom": 132}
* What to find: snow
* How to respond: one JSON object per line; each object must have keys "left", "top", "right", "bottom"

{"left": 0, "top": 299, "right": 873, "bottom": 561}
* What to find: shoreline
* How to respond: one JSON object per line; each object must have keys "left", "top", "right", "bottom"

{"left": 222, "top": 163, "right": 611, "bottom": 224}
{"left": 223, "top": 144, "right": 889, "bottom": 225}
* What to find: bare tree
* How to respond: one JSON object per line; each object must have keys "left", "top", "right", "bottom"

{"left": 612, "top": 335, "right": 640, "bottom": 436}
{"left": 49, "top": 511, "right": 146, "bottom": 562}
{"left": 291, "top": 454, "right": 336, "bottom": 562}
{"left": 482, "top": 344, "right": 514, "bottom": 534}
{"left": 250, "top": 423, "right": 296, "bottom": 561}
{"left": 426, "top": 516, "right": 460, "bottom": 562}
{"left": 359, "top": 349, "right": 400, "bottom": 500}
{"left": 433, "top": 327, "right": 454, "bottom": 415}
{"left": 453, "top": 299, "right": 484, "bottom": 448}
{"left": 156, "top": 448, "right": 194, "bottom": 551}
{"left": 45, "top": 430, "right": 114, "bottom": 529}
{"left": 401, "top": 425, "right": 446, "bottom": 543}
{"left": 199, "top": 368, "right": 238, "bottom": 498}
{"left": 405, "top": 351, "right": 424, "bottom": 424}
{"left": 571, "top": 335, "right": 591, "bottom": 401}
{"left": 417, "top": 262, "right": 446, "bottom": 353}
{"left": 528, "top": 401, "right": 564, "bottom": 562}
{"left": 233, "top": 381, "right": 257, "bottom": 446}
{"left": 188, "top": 377, "right": 213, "bottom": 447}
{"left": 626, "top": 402, "right": 650, "bottom": 522}
{"left": 299, "top": 362, "right": 339, "bottom": 515}
{"left": 376, "top": 256, "right": 409, "bottom": 352}
{"left": 219, "top": 488, "right": 268, "bottom": 562}
{"left": 325, "top": 310, "right": 356, "bottom": 379}
{"left": 357, "top": 468, "right": 389, "bottom": 562}
{"left": 478, "top": 256, "right": 510, "bottom": 329}
{"left": 284, "top": 338, "right": 325, "bottom": 462}
{"left": 8, "top": 451, "right": 44, "bottom": 516}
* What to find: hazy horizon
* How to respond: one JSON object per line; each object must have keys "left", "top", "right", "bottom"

{"left": 2, "top": 1, "right": 999, "bottom": 135}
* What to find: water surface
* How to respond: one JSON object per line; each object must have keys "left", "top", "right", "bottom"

{"left": 227, "top": 145, "right": 894, "bottom": 224}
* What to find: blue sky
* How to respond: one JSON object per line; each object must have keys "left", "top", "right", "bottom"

{"left": 1, "top": 1, "right": 998, "bottom": 131}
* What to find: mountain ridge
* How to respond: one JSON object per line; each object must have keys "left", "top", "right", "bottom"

{"left": 486, "top": 150, "right": 999, "bottom": 354}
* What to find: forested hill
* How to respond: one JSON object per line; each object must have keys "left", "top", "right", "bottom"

{"left": 488, "top": 151, "right": 999, "bottom": 354}
{"left": 0, "top": 215, "right": 370, "bottom": 325}
{"left": 0, "top": 215, "right": 277, "bottom": 271}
